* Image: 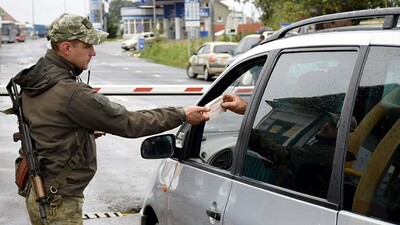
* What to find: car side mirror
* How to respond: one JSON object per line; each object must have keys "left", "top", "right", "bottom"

{"left": 228, "top": 49, "right": 234, "bottom": 55}
{"left": 141, "top": 134, "right": 176, "bottom": 159}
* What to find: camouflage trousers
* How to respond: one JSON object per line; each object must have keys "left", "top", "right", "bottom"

{"left": 26, "top": 189, "right": 84, "bottom": 225}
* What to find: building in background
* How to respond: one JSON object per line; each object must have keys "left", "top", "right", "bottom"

{"left": 0, "top": 6, "right": 43, "bottom": 40}
{"left": 121, "top": 0, "right": 263, "bottom": 40}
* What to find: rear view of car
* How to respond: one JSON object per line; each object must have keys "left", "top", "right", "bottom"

{"left": 186, "top": 42, "right": 237, "bottom": 81}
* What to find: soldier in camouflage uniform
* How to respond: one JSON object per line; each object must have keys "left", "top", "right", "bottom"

{"left": 13, "top": 13, "right": 210, "bottom": 225}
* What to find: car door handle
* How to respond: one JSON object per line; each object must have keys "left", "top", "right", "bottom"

{"left": 206, "top": 207, "right": 221, "bottom": 220}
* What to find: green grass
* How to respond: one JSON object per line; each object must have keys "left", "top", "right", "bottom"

{"left": 140, "top": 39, "right": 201, "bottom": 69}
{"left": 137, "top": 33, "right": 254, "bottom": 69}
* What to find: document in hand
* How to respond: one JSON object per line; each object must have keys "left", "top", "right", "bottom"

{"left": 206, "top": 96, "right": 225, "bottom": 120}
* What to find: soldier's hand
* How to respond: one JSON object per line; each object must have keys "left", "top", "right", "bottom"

{"left": 184, "top": 106, "right": 210, "bottom": 125}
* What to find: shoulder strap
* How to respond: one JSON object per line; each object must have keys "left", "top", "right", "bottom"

{"left": 47, "top": 130, "right": 89, "bottom": 200}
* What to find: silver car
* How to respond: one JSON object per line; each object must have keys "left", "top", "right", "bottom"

{"left": 186, "top": 42, "right": 237, "bottom": 81}
{"left": 121, "top": 32, "right": 155, "bottom": 51}
{"left": 140, "top": 8, "right": 400, "bottom": 225}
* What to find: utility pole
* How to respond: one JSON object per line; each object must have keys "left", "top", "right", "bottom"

{"left": 210, "top": 0, "right": 215, "bottom": 41}
{"left": 104, "top": 0, "right": 109, "bottom": 32}
{"left": 153, "top": 0, "right": 157, "bottom": 32}
{"left": 31, "top": 0, "right": 35, "bottom": 37}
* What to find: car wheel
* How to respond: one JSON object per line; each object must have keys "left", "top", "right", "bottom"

{"left": 187, "top": 65, "right": 197, "bottom": 78}
{"left": 204, "top": 67, "right": 212, "bottom": 81}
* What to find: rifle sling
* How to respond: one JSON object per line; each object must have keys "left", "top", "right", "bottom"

{"left": 47, "top": 131, "right": 88, "bottom": 201}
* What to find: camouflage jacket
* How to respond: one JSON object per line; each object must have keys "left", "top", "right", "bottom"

{"left": 13, "top": 49, "right": 185, "bottom": 197}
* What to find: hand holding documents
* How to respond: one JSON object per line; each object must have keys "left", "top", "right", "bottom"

{"left": 205, "top": 96, "right": 225, "bottom": 120}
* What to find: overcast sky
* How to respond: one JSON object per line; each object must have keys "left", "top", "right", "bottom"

{"left": 0, "top": 0, "right": 259, "bottom": 25}
{"left": 0, "top": 0, "right": 88, "bottom": 25}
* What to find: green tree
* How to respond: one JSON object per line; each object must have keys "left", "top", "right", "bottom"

{"left": 269, "top": 0, "right": 309, "bottom": 30}
{"left": 105, "top": 0, "right": 135, "bottom": 38}
{"left": 249, "top": 0, "right": 399, "bottom": 29}
{"left": 300, "top": 0, "right": 388, "bottom": 16}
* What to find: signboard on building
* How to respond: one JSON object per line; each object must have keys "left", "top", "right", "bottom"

{"left": 184, "top": 0, "right": 200, "bottom": 27}
{"left": 89, "top": 0, "right": 102, "bottom": 30}
{"left": 200, "top": 8, "right": 209, "bottom": 17}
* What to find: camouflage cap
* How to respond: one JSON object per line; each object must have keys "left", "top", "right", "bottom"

{"left": 47, "top": 13, "right": 108, "bottom": 45}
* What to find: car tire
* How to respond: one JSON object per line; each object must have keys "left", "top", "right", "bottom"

{"left": 204, "top": 67, "right": 212, "bottom": 81}
{"left": 187, "top": 65, "right": 198, "bottom": 78}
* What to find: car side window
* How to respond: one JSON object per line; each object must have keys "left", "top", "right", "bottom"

{"left": 197, "top": 45, "right": 205, "bottom": 54}
{"left": 345, "top": 47, "right": 400, "bottom": 224}
{"left": 191, "top": 57, "right": 266, "bottom": 170}
{"left": 203, "top": 44, "right": 210, "bottom": 54}
{"left": 244, "top": 50, "right": 358, "bottom": 199}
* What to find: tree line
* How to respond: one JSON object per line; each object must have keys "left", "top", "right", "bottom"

{"left": 250, "top": 0, "right": 400, "bottom": 30}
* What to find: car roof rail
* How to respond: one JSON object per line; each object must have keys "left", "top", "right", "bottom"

{"left": 263, "top": 7, "right": 400, "bottom": 44}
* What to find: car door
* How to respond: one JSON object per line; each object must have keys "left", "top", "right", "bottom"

{"left": 165, "top": 55, "right": 267, "bottom": 225}
{"left": 192, "top": 44, "right": 210, "bottom": 75}
{"left": 223, "top": 48, "right": 360, "bottom": 224}
{"left": 336, "top": 46, "right": 400, "bottom": 225}
{"left": 191, "top": 45, "right": 204, "bottom": 74}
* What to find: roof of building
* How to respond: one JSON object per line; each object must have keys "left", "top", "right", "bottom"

{"left": 0, "top": 6, "right": 17, "bottom": 22}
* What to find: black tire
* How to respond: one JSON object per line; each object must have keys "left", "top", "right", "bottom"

{"left": 187, "top": 65, "right": 197, "bottom": 78}
{"left": 204, "top": 67, "right": 212, "bottom": 81}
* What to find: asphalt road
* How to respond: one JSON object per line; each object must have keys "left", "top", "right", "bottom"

{"left": 0, "top": 38, "right": 205, "bottom": 224}
{"left": 0, "top": 37, "right": 211, "bottom": 86}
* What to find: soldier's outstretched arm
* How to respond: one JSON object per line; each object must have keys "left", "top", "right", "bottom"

{"left": 184, "top": 106, "right": 210, "bottom": 125}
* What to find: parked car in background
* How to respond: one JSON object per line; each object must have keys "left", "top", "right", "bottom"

{"left": 227, "top": 34, "right": 260, "bottom": 66}
{"left": 140, "top": 8, "right": 400, "bottom": 225}
{"left": 121, "top": 32, "right": 155, "bottom": 51}
{"left": 262, "top": 30, "right": 274, "bottom": 38}
{"left": 186, "top": 41, "right": 237, "bottom": 81}
{"left": 227, "top": 31, "right": 275, "bottom": 67}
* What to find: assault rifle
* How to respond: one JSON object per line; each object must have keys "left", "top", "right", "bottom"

{"left": 6, "top": 79, "right": 48, "bottom": 225}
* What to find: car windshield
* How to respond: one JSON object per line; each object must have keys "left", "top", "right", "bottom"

{"left": 214, "top": 45, "right": 236, "bottom": 54}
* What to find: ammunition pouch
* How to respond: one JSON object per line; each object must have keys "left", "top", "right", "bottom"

{"left": 15, "top": 156, "right": 30, "bottom": 197}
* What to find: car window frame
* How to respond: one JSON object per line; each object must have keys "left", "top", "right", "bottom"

{"left": 231, "top": 46, "right": 367, "bottom": 209}
{"left": 342, "top": 45, "right": 400, "bottom": 224}
{"left": 176, "top": 53, "right": 270, "bottom": 177}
